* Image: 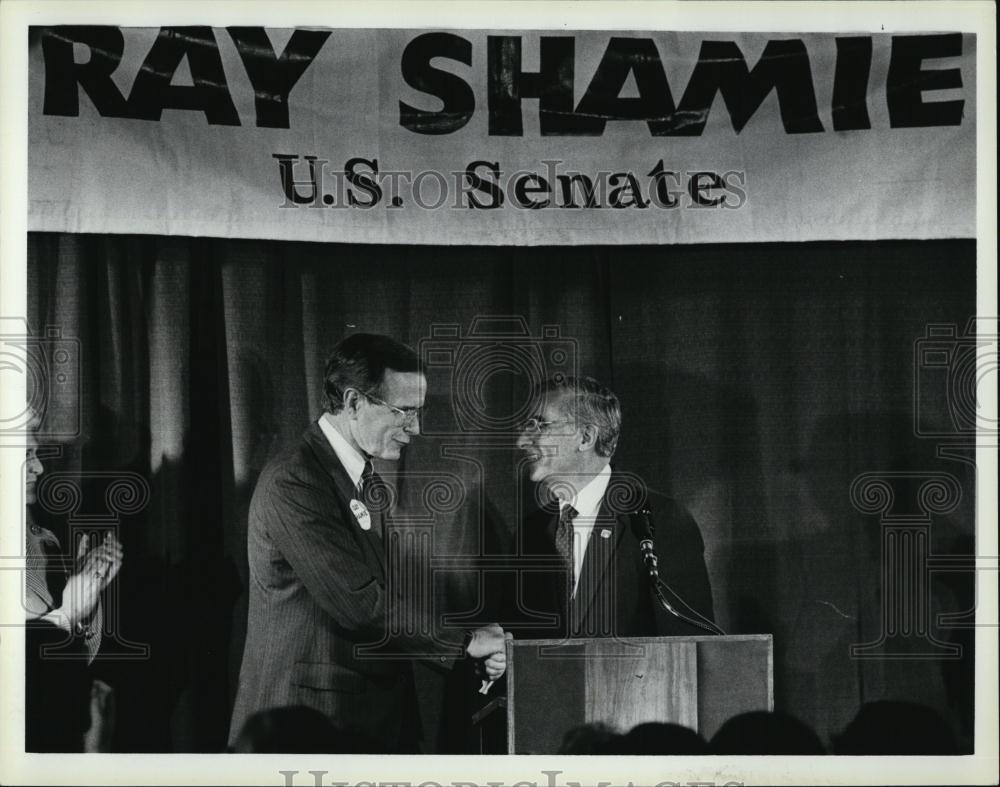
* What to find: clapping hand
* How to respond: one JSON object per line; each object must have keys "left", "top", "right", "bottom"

{"left": 82, "top": 532, "right": 124, "bottom": 589}
{"left": 60, "top": 533, "right": 123, "bottom": 629}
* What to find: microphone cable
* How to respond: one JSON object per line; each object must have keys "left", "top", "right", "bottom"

{"left": 632, "top": 508, "right": 726, "bottom": 636}
{"left": 654, "top": 577, "right": 726, "bottom": 636}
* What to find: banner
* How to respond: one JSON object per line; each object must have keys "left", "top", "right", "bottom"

{"left": 28, "top": 27, "right": 976, "bottom": 245}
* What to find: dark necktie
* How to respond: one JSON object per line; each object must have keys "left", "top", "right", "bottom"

{"left": 358, "top": 460, "right": 374, "bottom": 499}
{"left": 358, "top": 460, "right": 383, "bottom": 537}
{"left": 555, "top": 504, "right": 578, "bottom": 586}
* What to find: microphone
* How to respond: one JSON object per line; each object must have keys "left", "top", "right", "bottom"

{"left": 630, "top": 508, "right": 659, "bottom": 581}
{"left": 630, "top": 507, "right": 725, "bottom": 635}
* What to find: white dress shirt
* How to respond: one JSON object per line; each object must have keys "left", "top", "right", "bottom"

{"left": 318, "top": 414, "right": 367, "bottom": 491}
{"left": 559, "top": 464, "right": 612, "bottom": 598}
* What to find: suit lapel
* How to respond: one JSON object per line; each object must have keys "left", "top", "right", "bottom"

{"left": 570, "top": 496, "right": 628, "bottom": 636}
{"left": 544, "top": 503, "right": 568, "bottom": 623}
{"left": 303, "top": 423, "right": 387, "bottom": 579}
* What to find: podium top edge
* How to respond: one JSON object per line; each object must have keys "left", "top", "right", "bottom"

{"left": 508, "top": 634, "right": 773, "bottom": 646}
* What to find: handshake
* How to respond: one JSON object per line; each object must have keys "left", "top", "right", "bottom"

{"left": 465, "top": 623, "right": 507, "bottom": 683}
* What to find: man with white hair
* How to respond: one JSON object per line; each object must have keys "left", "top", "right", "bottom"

{"left": 513, "top": 376, "right": 715, "bottom": 639}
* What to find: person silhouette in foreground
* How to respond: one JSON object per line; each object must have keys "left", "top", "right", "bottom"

{"left": 709, "top": 710, "right": 825, "bottom": 754}
{"left": 614, "top": 722, "right": 708, "bottom": 754}
{"left": 832, "top": 700, "right": 958, "bottom": 755}
{"left": 558, "top": 722, "right": 621, "bottom": 754}
{"left": 230, "top": 705, "right": 379, "bottom": 753}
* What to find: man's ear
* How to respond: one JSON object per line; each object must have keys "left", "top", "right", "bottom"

{"left": 579, "top": 423, "right": 599, "bottom": 452}
{"left": 343, "top": 388, "right": 362, "bottom": 417}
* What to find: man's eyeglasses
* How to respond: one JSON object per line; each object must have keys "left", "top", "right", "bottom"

{"left": 519, "top": 417, "right": 570, "bottom": 434}
{"left": 363, "top": 392, "right": 424, "bottom": 426}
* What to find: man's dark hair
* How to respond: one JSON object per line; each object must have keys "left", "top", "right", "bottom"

{"left": 323, "top": 333, "right": 422, "bottom": 414}
{"left": 541, "top": 376, "right": 622, "bottom": 457}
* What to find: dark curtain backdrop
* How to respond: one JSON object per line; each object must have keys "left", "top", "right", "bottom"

{"left": 27, "top": 232, "right": 976, "bottom": 753}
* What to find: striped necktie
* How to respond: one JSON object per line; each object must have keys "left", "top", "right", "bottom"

{"left": 555, "top": 503, "right": 578, "bottom": 586}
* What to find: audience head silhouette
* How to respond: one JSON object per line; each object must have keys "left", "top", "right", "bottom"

{"left": 709, "top": 711, "right": 825, "bottom": 754}
{"left": 833, "top": 700, "right": 959, "bottom": 755}
{"left": 615, "top": 722, "right": 708, "bottom": 755}
{"left": 558, "top": 722, "right": 621, "bottom": 755}
{"left": 231, "top": 705, "right": 377, "bottom": 753}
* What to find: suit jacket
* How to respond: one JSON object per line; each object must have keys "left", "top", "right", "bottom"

{"left": 509, "top": 471, "right": 715, "bottom": 641}
{"left": 229, "top": 423, "right": 462, "bottom": 752}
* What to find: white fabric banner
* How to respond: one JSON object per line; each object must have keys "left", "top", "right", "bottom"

{"left": 28, "top": 27, "right": 976, "bottom": 244}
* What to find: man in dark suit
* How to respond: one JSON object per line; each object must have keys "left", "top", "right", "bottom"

{"left": 510, "top": 376, "right": 715, "bottom": 640}
{"left": 229, "top": 334, "right": 505, "bottom": 753}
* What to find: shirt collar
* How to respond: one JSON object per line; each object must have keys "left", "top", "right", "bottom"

{"left": 561, "top": 463, "right": 612, "bottom": 520}
{"left": 317, "top": 414, "right": 367, "bottom": 489}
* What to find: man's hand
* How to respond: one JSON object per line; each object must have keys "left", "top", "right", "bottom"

{"left": 465, "top": 623, "right": 504, "bottom": 659}
{"left": 466, "top": 623, "right": 507, "bottom": 682}
{"left": 479, "top": 650, "right": 506, "bottom": 681}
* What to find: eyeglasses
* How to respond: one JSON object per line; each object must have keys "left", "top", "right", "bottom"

{"left": 519, "top": 417, "right": 570, "bottom": 434}
{"left": 363, "top": 392, "right": 424, "bottom": 426}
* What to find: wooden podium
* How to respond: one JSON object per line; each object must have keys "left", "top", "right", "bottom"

{"left": 493, "top": 634, "right": 772, "bottom": 754}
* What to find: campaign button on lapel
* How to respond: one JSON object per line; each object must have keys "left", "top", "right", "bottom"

{"left": 350, "top": 498, "right": 372, "bottom": 531}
